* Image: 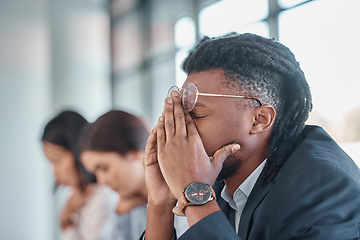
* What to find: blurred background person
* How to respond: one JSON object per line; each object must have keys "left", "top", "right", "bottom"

{"left": 80, "top": 110, "right": 188, "bottom": 240}
{"left": 42, "top": 110, "right": 116, "bottom": 240}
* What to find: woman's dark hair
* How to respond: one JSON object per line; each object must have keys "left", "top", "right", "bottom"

{"left": 183, "top": 33, "right": 313, "bottom": 184}
{"left": 81, "top": 110, "right": 149, "bottom": 156}
{"left": 42, "top": 110, "right": 96, "bottom": 189}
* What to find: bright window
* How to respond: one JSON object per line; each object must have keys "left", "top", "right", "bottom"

{"left": 279, "top": 0, "right": 360, "bottom": 163}
{"left": 199, "top": 0, "right": 268, "bottom": 37}
{"left": 278, "top": 0, "right": 309, "bottom": 9}
{"left": 175, "top": 16, "right": 196, "bottom": 87}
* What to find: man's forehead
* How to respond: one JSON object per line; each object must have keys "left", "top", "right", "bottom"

{"left": 185, "top": 72, "right": 224, "bottom": 90}
{"left": 183, "top": 80, "right": 239, "bottom": 96}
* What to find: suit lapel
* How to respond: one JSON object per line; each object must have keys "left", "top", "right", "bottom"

{"left": 218, "top": 196, "right": 231, "bottom": 219}
{"left": 235, "top": 128, "right": 310, "bottom": 238}
{"left": 238, "top": 179, "right": 273, "bottom": 239}
{"left": 217, "top": 178, "right": 274, "bottom": 238}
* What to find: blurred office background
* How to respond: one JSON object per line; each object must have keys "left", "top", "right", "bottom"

{"left": 0, "top": 0, "right": 359, "bottom": 239}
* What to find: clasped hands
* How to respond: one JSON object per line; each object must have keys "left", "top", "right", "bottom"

{"left": 60, "top": 187, "right": 93, "bottom": 230}
{"left": 143, "top": 90, "right": 240, "bottom": 208}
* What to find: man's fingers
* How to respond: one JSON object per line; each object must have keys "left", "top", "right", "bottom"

{"left": 157, "top": 116, "right": 166, "bottom": 151}
{"left": 212, "top": 144, "right": 241, "bottom": 168}
{"left": 146, "top": 126, "right": 157, "bottom": 148}
{"left": 184, "top": 112, "right": 199, "bottom": 137}
{"left": 164, "top": 97, "right": 175, "bottom": 138}
{"left": 143, "top": 126, "right": 158, "bottom": 166}
{"left": 171, "top": 91, "right": 187, "bottom": 138}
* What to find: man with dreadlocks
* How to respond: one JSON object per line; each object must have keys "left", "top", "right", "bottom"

{"left": 142, "top": 33, "right": 360, "bottom": 239}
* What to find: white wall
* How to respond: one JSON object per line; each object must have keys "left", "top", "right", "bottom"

{"left": 0, "top": 1, "right": 53, "bottom": 239}
{"left": 49, "top": 0, "right": 112, "bottom": 121}
{"left": 0, "top": 0, "right": 111, "bottom": 239}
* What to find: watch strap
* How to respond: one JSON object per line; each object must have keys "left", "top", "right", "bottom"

{"left": 172, "top": 194, "right": 188, "bottom": 216}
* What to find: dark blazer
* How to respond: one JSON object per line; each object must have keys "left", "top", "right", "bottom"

{"left": 179, "top": 125, "right": 360, "bottom": 239}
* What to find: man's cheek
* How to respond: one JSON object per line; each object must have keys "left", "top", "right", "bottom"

{"left": 196, "top": 125, "right": 225, "bottom": 156}
{"left": 202, "top": 140, "right": 221, "bottom": 157}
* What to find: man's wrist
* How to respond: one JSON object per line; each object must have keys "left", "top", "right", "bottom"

{"left": 145, "top": 202, "right": 176, "bottom": 240}
{"left": 147, "top": 201, "right": 177, "bottom": 213}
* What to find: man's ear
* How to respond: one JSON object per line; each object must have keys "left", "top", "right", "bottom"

{"left": 250, "top": 104, "right": 276, "bottom": 134}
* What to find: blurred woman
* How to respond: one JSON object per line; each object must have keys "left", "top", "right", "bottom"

{"left": 80, "top": 110, "right": 188, "bottom": 240}
{"left": 42, "top": 110, "right": 115, "bottom": 240}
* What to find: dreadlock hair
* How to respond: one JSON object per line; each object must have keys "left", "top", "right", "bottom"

{"left": 182, "top": 32, "right": 313, "bottom": 184}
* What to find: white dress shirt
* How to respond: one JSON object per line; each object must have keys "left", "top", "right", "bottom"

{"left": 60, "top": 185, "right": 118, "bottom": 240}
{"left": 221, "top": 160, "right": 266, "bottom": 233}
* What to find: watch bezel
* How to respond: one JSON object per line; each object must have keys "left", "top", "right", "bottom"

{"left": 184, "top": 181, "right": 213, "bottom": 205}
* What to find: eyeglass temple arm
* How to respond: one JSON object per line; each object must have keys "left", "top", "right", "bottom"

{"left": 197, "top": 93, "right": 263, "bottom": 105}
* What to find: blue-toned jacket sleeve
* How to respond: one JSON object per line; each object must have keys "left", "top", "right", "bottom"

{"left": 179, "top": 211, "right": 241, "bottom": 240}
{"left": 139, "top": 229, "right": 177, "bottom": 240}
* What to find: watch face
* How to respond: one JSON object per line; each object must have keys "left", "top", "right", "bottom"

{"left": 185, "top": 182, "right": 212, "bottom": 205}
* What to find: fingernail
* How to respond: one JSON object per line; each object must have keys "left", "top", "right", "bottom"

{"left": 231, "top": 144, "right": 240, "bottom": 153}
{"left": 166, "top": 97, "right": 172, "bottom": 104}
{"left": 159, "top": 116, "right": 164, "bottom": 122}
{"left": 171, "top": 91, "right": 179, "bottom": 97}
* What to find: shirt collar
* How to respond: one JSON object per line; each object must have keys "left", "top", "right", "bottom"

{"left": 221, "top": 159, "right": 267, "bottom": 204}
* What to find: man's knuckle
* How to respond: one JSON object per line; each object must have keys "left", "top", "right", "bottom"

{"left": 165, "top": 107, "right": 173, "bottom": 112}
{"left": 186, "top": 120, "right": 193, "bottom": 125}
{"left": 175, "top": 113, "right": 184, "bottom": 120}
{"left": 174, "top": 100, "right": 182, "bottom": 106}
{"left": 158, "top": 135, "right": 166, "bottom": 142}
{"left": 166, "top": 121, "right": 175, "bottom": 128}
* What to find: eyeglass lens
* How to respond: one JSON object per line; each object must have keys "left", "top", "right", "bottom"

{"left": 167, "top": 83, "right": 198, "bottom": 111}
{"left": 183, "top": 83, "right": 198, "bottom": 111}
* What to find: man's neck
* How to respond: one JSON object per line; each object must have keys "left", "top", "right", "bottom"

{"left": 224, "top": 157, "right": 265, "bottom": 195}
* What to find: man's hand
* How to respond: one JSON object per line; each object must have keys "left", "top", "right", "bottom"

{"left": 143, "top": 125, "right": 177, "bottom": 240}
{"left": 143, "top": 125, "right": 177, "bottom": 207}
{"left": 156, "top": 91, "right": 240, "bottom": 200}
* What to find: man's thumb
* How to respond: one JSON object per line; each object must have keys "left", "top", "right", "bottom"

{"left": 212, "top": 143, "right": 241, "bottom": 167}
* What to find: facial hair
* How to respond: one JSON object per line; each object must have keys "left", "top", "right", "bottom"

{"left": 216, "top": 153, "right": 242, "bottom": 181}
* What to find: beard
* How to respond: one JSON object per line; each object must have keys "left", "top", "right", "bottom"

{"left": 216, "top": 153, "right": 242, "bottom": 181}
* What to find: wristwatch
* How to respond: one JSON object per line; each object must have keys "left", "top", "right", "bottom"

{"left": 172, "top": 182, "right": 216, "bottom": 216}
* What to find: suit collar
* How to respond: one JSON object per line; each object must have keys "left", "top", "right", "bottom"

{"left": 237, "top": 125, "right": 315, "bottom": 238}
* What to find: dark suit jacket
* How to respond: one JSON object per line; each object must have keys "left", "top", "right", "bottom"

{"left": 179, "top": 125, "right": 360, "bottom": 239}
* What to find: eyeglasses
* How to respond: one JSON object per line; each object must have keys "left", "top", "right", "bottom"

{"left": 168, "top": 82, "right": 263, "bottom": 112}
